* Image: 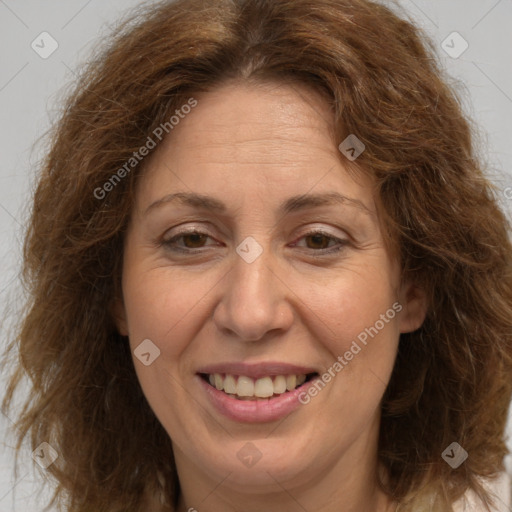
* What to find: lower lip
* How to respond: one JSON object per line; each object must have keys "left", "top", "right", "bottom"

{"left": 197, "top": 375, "right": 318, "bottom": 423}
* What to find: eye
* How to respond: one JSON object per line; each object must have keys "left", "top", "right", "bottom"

{"left": 291, "top": 229, "right": 349, "bottom": 255}
{"left": 162, "top": 229, "right": 219, "bottom": 252}
{"left": 161, "top": 227, "right": 349, "bottom": 256}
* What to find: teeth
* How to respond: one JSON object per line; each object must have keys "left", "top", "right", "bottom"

{"left": 286, "top": 375, "right": 297, "bottom": 391}
{"left": 214, "top": 373, "right": 223, "bottom": 391}
{"left": 254, "top": 376, "right": 274, "bottom": 398}
{"left": 236, "top": 376, "right": 254, "bottom": 397}
{"left": 273, "top": 375, "right": 287, "bottom": 394}
{"left": 223, "top": 374, "right": 237, "bottom": 394}
{"left": 206, "top": 373, "right": 310, "bottom": 398}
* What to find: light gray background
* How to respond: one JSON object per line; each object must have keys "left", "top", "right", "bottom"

{"left": 0, "top": 0, "right": 511, "bottom": 510}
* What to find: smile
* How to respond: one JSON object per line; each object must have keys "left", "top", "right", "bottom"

{"left": 200, "top": 372, "right": 318, "bottom": 399}
{"left": 196, "top": 362, "right": 321, "bottom": 422}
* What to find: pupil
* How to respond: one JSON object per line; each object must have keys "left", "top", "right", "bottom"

{"left": 184, "top": 233, "right": 206, "bottom": 248}
{"left": 309, "top": 234, "right": 328, "bottom": 249}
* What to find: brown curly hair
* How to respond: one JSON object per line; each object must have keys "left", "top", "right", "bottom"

{"left": 2, "top": 0, "right": 512, "bottom": 510}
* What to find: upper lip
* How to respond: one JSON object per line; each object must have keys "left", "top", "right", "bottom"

{"left": 197, "top": 362, "right": 319, "bottom": 380}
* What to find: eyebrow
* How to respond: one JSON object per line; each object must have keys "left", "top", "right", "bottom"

{"left": 143, "top": 191, "right": 373, "bottom": 217}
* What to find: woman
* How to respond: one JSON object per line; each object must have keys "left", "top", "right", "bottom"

{"left": 2, "top": 0, "right": 512, "bottom": 510}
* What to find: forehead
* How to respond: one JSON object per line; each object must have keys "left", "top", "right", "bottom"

{"left": 136, "top": 80, "right": 375, "bottom": 215}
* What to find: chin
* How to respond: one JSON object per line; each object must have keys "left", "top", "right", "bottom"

{"left": 198, "top": 441, "right": 313, "bottom": 489}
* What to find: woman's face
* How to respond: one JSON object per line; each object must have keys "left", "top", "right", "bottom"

{"left": 116, "top": 81, "right": 426, "bottom": 501}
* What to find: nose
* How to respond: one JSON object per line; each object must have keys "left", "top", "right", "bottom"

{"left": 212, "top": 242, "right": 294, "bottom": 342}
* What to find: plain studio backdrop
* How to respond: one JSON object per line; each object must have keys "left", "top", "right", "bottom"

{"left": 0, "top": 0, "right": 511, "bottom": 510}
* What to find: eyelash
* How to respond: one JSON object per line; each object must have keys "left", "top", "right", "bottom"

{"left": 161, "top": 229, "right": 349, "bottom": 257}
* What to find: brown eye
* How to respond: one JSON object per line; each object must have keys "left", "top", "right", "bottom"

{"left": 292, "top": 230, "right": 349, "bottom": 257}
{"left": 305, "top": 233, "right": 333, "bottom": 250}
{"left": 180, "top": 232, "right": 209, "bottom": 248}
{"left": 162, "top": 230, "right": 216, "bottom": 252}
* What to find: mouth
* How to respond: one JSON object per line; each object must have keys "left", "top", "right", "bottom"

{"left": 199, "top": 372, "right": 319, "bottom": 400}
{"left": 196, "top": 362, "right": 322, "bottom": 422}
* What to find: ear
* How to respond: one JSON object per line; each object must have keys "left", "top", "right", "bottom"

{"left": 111, "top": 297, "right": 129, "bottom": 336}
{"left": 397, "top": 280, "right": 428, "bottom": 334}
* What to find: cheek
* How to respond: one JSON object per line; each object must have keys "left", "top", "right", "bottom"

{"left": 121, "top": 268, "right": 215, "bottom": 429}
{"left": 297, "top": 258, "right": 399, "bottom": 355}
{"left": 122, "top": 267, "right": 219, "bottom": 360}
{"left": 310, "top": 271, "right": 401, "bottom": 418}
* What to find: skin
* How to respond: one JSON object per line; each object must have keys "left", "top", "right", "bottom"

{"left": 115, "top": 80, "right": 427, "bottom": 512}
